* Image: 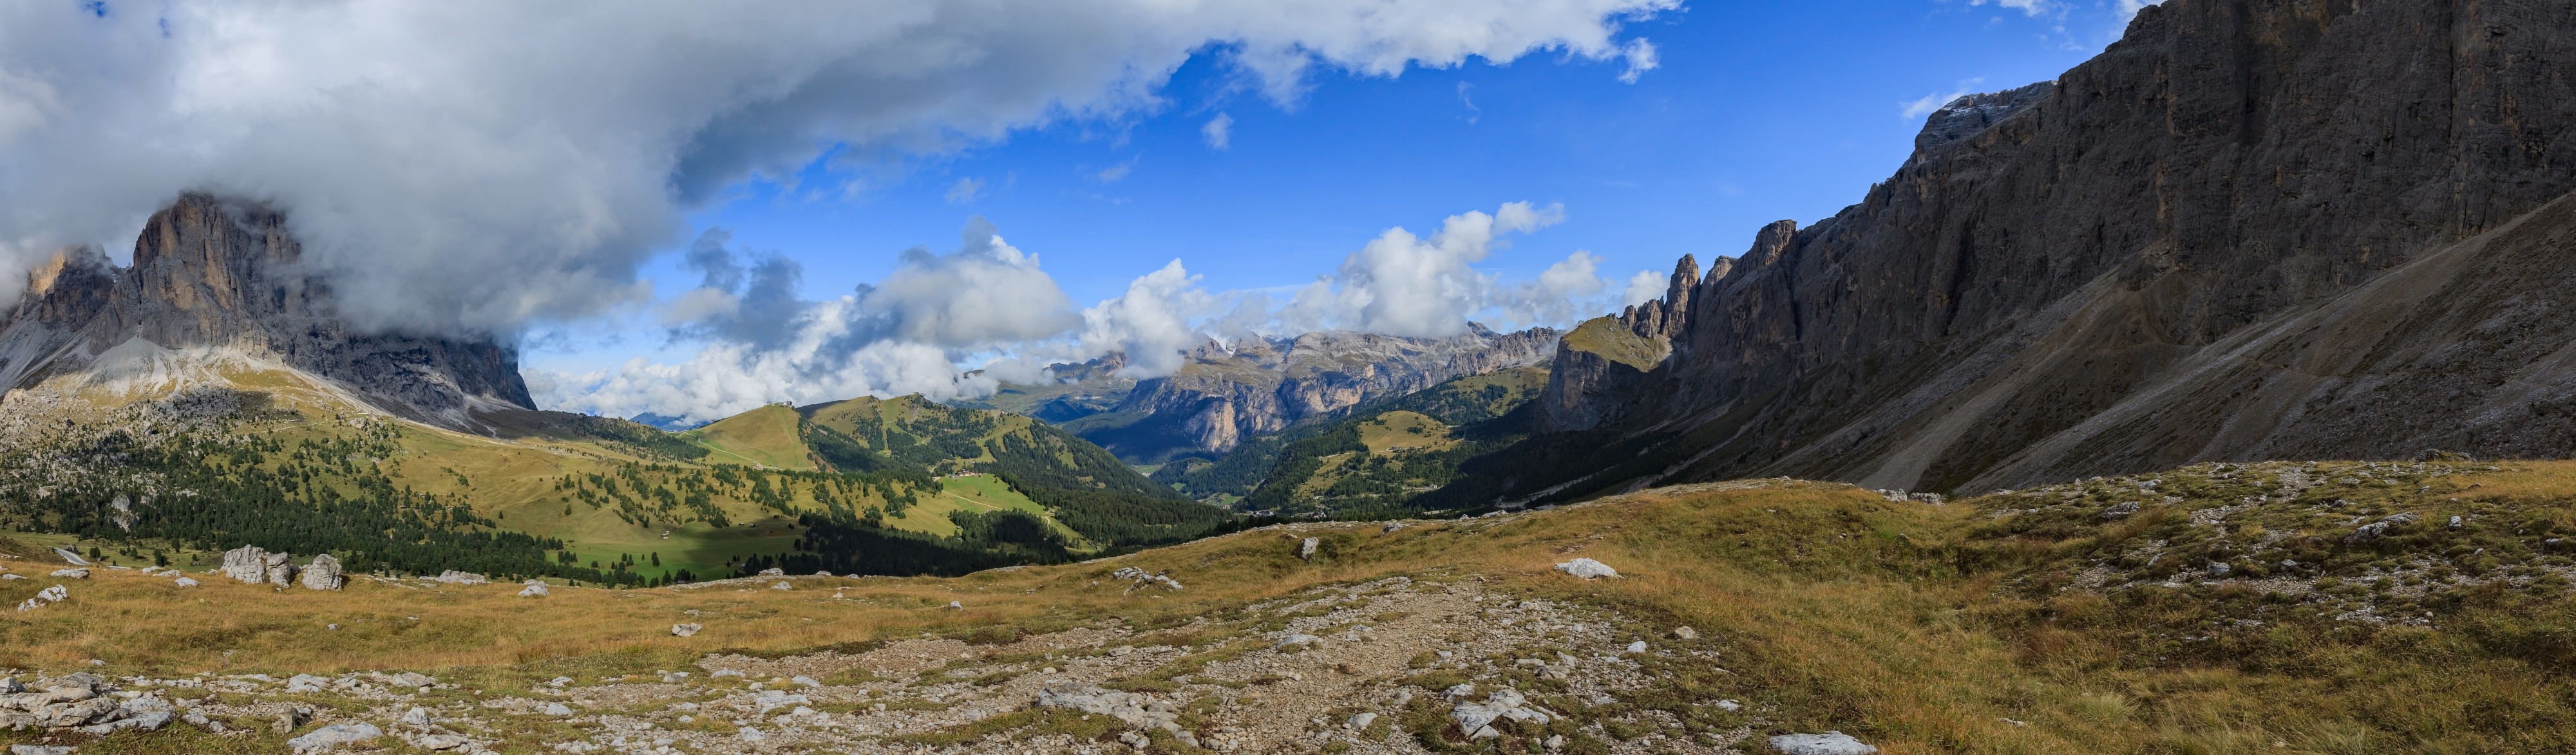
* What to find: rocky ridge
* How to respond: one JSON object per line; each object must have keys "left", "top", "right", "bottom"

{"left": 1480, "top": 0, "right": 2576, "bottom": 503}
{"left": 1066, "top": 324, "right": 1558, "bottom": 463}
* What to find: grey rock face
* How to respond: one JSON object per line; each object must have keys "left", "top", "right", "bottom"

{"left": 220, "top": 545, "right": 294, "bottom": 586}
{"left": 1770, "top": 731, "right": 1878, "bottom": 755}
{"left": 1470, "top": 0, "right": 2576, "bottom": 502}
{"left": 299, "top": 555, "right": 345, "bottom": 591}
{"left": 0, "top": 194, "right": 533, "bottom": 430}
{"left": 1075, "top": 324, "right": 1558, "bottom": 461}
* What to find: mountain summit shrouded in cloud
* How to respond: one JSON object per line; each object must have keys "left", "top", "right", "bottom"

{"left": 0, "top": 0, "right": 1673, "bottom": 340}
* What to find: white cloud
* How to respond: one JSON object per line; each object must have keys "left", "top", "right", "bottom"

{"left": 1969, "top": 0, "right": 2058, "bottom": 17}
{"left": 1622, "top": 269, "right": 1665, "bottom": 307}
{"left": 1616, "top": 39, "right": 1658, "bottom": 84}
{"left": 1272, "top": 201, "right": 1593, "bottom": 339}
{"left": 538, "top": 217, "right": 1079, "bottom": 424}
{"left": 0, "top": 0, "right": 1676, "bottom": 329}
{"left": 1201, "top": 113, "right": 1233, "bottom": 150}
{"left": 1095, "top": 156, "right": 1139, "bottom": 183}
{"left": 944, "top": 177, "right": 985, "bottom": 203}
{"left": 1900, "top": 77, "right": 1987, "bottom": 119}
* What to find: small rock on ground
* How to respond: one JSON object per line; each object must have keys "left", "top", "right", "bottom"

{"left": 1770, "top": 731, "right": 1878, "bottom": 755}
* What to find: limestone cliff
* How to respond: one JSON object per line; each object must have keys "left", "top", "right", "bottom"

{"left": 0, "top": 194, "right": 535, "bottom": 428}
{"left": 1448, "top": 0, "right": 2576, "bottom": 505}
{"left": 1065, "top": 324, "right": 1558, "bottom": 463}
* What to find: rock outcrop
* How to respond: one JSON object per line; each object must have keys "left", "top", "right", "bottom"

{"left": 1069, "top": 324, "right": 1558, "bottom": 461}
{"left": 221, "top": 545, "right": 295, "bottom": 587}
{"left": 300, "top": 554, "right": 346, "bottom": 591}
{"left": 1448, "top": 0, "right": 2576, "bottom": 504}
{"left": 0, "top": 193, "right": 534, "bottom": 429}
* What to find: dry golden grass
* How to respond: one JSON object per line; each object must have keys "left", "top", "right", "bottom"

{"left": 8, "top": 469, "right": 2576, "bottom": 752}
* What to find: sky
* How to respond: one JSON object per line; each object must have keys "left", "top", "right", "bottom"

{"left": 0, "top": 0, "right": 2159, "bottom": 424}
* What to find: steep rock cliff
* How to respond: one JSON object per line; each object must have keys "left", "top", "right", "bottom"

{"left": 1448, "top": 0, "right": 2576, "bottom": 505}
{"left": 0, "top": 194, "right": 535, "bottom": 427}
{"left": 1066, "top": 324, "right": 1558, "bottom": 463}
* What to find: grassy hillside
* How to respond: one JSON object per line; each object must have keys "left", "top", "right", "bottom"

{"left": 0, "top": 373, "right": 1231, "bottom": 588}
{"left": 1156, "top": 366, "right": 1550, "bottom": 514}
{"left": 1562, "top": 315, "right": 1665, "bottom": 369}
{"left": 10, "top": 459, "right": 2576, "bottom": 752}
{"left": 682, "top": 404, "right": 813, "bottom": 471}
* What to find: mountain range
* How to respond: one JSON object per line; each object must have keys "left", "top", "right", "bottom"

{"left": 1433, "top": 0, "right": 2576, "bottom": 508}
{"left": 965, "top": 325, "right": 1558, "bottom": 464}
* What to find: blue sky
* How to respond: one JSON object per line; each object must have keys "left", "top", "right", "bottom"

{"left": 479, "top": 1, "right": 2154, "bottom": 417}
{"left": 524, "top": 0, "right": 2146, "bottom": 382}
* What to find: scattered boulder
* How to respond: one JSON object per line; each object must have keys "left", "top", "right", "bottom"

{"left": 1769, "top": 731, "right": 1878, "bottom": 755}
{"left": 2100, "top": 502, "right": 2139, "bottom": 520}
{"left": 1715, "top": 699, "right": 1743, "bottom": 712}
{"left": 1276, "top": 634, "right": 1323, "bottom": 651}
{"left": 400, "top": 707, "right": 430, "bottom": 726}
{"left": 671, "top": 624, "right": 703, "bottom": 637}
{"left": 1383, "top": 521, "right": 1408, "bottom": 533}
{"left": 50, "top": 548, "right": 87, "bottom": 566}
{"left": 379, "top": 672, "right": 433, "bottom": 689}
{"left": 770, "top": 581, "right": 792, "bottom": 591}
{"left": 222, "top": 545, "right": 296, "bottom": 586}
{"left": 1554, "top": 558, "right": 1619, "bottom": 579}
{"left": 758, "top": 568, "right": 784, "bottom": 576}
{"left": 1034, "top": 682, "right": 1184, "bottom": 738}
{"left": 1112, "top": 566, "right": 1183, "bottom": 593}
{"left": 947, "top": 601, "right": 964, "bottom": 610}
{"left": 1298, "top": 537, "right": 1319, "bottom": 560}
{"left": 285, "top": 722, "right": 382, "bottom": 754}
{"left": 49, "top": 569, "right": 86, "bottom": 579}
{"left": 285, "top": 675, "right": 330, "bottom": 693}
{"left": 1671, "top": 626, "right": 1698, "bottom": 640}
{"left": 15, "top": 584, "right": 67, "bottom": 612}
{"left": 543, "top": 702, "right": 574, "bottom": 716}
{"left": 2347, "top": 513, "right": 2419, "bottom": 542}
{"left": 12, "top": 745, "right": 76, "bottom": 755}
{"left": 1345, "top": 712, "right": 1378, "bottom": 730}
{"left": 429, "top": 571, "right": 488, "bottom": 585}
{"left": 1625, "top": 640, "right": 1648, "bottom": 653}
{"left": 172, "top": 577, "right": 199, "bottom": 587}
{"left": 1449, "top": 688, "right": 1553, "bottom": 740}
{"left": 299, "top": 555, "right": 345, "bottom": 591}
{"left": 518, "top": 580, "right": 549, "bottom": 597}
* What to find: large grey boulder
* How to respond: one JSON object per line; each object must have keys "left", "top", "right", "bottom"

{"left": 220, "top": 546, "right": 295, "bottom": 586}
{"left": 285, "top": 722, "right": 382, "bottom": 754}
{"left": 299, "top": 555, "right": 345, "bottom": 591}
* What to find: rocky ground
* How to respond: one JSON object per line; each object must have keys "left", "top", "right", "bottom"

{"left": 1, "top": 554, "right": 1874, "bottom": 754}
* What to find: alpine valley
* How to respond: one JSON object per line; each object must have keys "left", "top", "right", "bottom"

{"left": 18, "top": 3, "right": 2576, "bottom": 754}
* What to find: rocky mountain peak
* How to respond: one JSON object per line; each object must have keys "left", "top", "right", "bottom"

{"left": 0, "top": 193, "right": 533, "bottom": 429}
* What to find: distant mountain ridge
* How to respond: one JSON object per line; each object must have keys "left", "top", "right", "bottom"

{"left": 0, "top": 193, "right": 533, "bottom": 429}
{"left": 1043, "top": 324, "right": 1558, "bottom": 463}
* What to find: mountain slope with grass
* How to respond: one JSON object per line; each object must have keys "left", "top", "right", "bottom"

{"left": 11, "top": 458, "right": 2576, "bottom": 753}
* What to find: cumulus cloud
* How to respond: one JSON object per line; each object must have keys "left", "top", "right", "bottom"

{"left": 1622, "top": 269, "right": 1667, "bottom": 307}
{"left": 538, "top": 218, "right": 1079, "bottom": 424}
{"left": 1202, "top": 113, "right": 1233, "bottom": 150}
{"left": 0, "top": 0, "right": 1676, "bottom": 331}
{"left": 1271, "top": 201, "right": 1591, "bottom": 339}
